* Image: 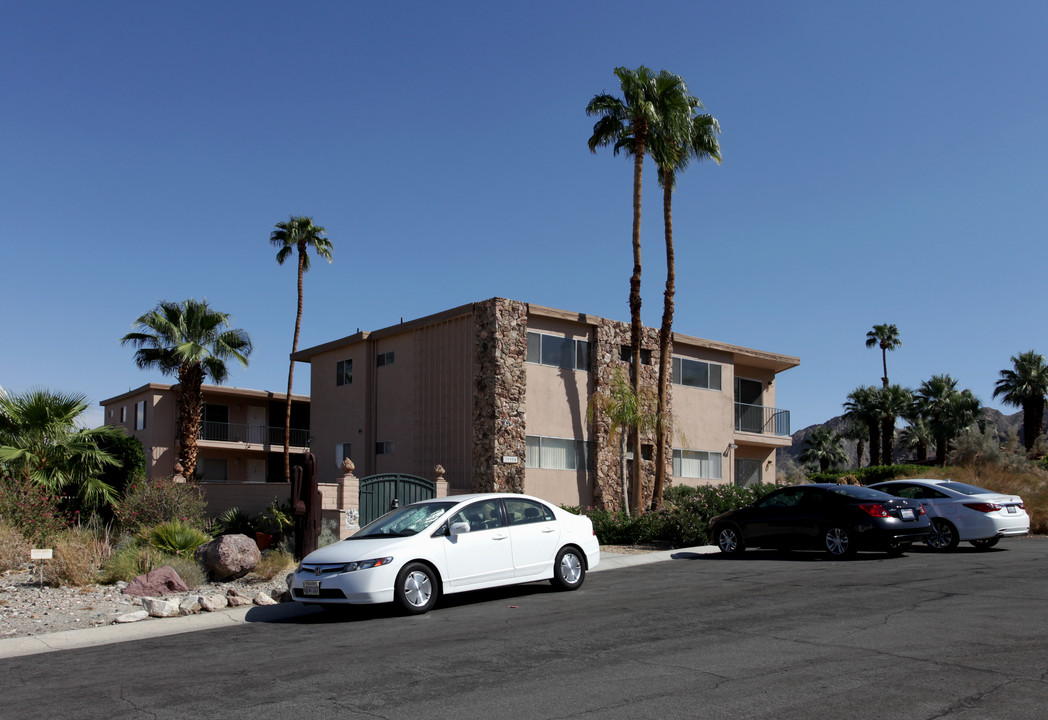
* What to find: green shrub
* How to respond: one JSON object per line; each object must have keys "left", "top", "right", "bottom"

{"left": 807, "top": 465, "right": 928, "bottom": 485}
{"left": 99, "top": 539, "right": 205, "bottom": 587}
{"left": 212, "top": 506, "right": 256, "bottom": 536}
{"left": 113, "top": 478, "right": 208, "bottom": 535}
{"left": 0, "top": 475, "right": 70, "bottom": 543}
{"left": 0, "top": 521, "right": 30, "bottom": 571}
{"left": 141, "top": 520, "right": 211, "bottom": 557}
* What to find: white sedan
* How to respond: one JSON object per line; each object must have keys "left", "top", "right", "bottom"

{"left": 869, "top": 479, "right": 1029, "bottom": 550}
{"left": 290, "top": 493, "right": 600, "bottom": 614}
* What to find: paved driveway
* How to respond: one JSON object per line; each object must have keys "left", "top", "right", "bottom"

{"left": 4, "top": 539, "right": 1047, "bottom": 719}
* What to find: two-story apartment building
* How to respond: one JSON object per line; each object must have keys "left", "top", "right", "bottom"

{"left": 292, "top": 298, "right": 799, "bottom": 509}
{"left": 100, "top": 383, "right": 310, "bottom": 514}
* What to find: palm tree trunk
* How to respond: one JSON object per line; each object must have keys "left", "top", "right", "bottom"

{"left": 619, "top": 428, "right": 630, "bottom": 519}
{"left": 177, "top": 363, "right": 205, "bottom": 480}
{"left": 881, "top": 417, "right": 895, "bottom": 466}
{"left": 628, "top": 124, "right": 646, "bottom": 514}
{"left": 284, "top": 246, "right": 306, "bottom": 482}
{"left": 867, "top": 420, "right": 881, "bottom": 466}
{"left": 653, "top": 168, "right": 674, "bottom": 510}
{"left": 856, "top": 439, "right": 865, "bottom": 467}
{"left": 881, "top": 349, "right": 889, "bottom": 388}
{"left": 1022, "top": 399, "right": 1044, "bottom": 451}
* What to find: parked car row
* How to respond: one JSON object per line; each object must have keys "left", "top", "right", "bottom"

{"left": 709, "top": 479, "right": 1030, "bottom": 558}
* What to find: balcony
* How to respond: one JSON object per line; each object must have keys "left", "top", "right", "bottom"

{"left": 735, "top": 403, "right": 791, "bottom": 437}
{"left": 198, "top": 421, "right": 310, "bottom": 449}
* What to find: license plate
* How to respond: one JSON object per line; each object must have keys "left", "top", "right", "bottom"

{"left": 1007, "top": 505, "right": 1017, "bottom": 514}
{"left": 900, "top": 508, "right": 915, "bottom": 520}
{"left": 303, "top": 580, "right": 321, "bottom": 596}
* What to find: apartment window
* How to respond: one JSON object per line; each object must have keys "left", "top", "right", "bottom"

{"left": 376, "top": 351, "right": 395, "bottom": 367}
{"left": 197, "top": 458, "right": 227, "bottom": 481}
{"left": 620, "top": 346, "right": 652, "bottom": 365}
{"left": 672, "top": 357, "right": 723, "bottom": 391}
{"left": 525, "top": 436, "right": 590, "bottom": 470}
{"left": 526, "top": 332, "right": 590, "bottom": 371}
{"left": 120, "top": 406, "right": 127, "bottom": 423}
{"left": 336, "top": 359, "right": 353, "bottom": 386}
{"left": 672, "top": 449, "right": 723, "bottom": 480}
{"left": 335, "top": 442, "right": 352, "bottom": 468}
{"left": 134, "top": 401, "right": 146, "bottom": 430}
{"left": 375, "top": 441, "right": 394, "bottom": 455}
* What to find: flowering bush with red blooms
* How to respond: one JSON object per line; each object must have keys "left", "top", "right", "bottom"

{"left": 0, "top": 475, "right": 70, "bottom": 543}
{"left": 113, "top": 477, "right": 208, "bottom": 535}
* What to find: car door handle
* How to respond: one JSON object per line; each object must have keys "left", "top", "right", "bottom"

{"left": 541, "top": 528, "right": 557, "bottom": 533}
{"left": 493, "top": 534, "right": 509, "bottom": 541}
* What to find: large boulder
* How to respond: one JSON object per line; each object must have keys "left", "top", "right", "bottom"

{"left": 194, "top": 534, "right": 261, "bottom": 581}
{"left": 122, "top": 566, "right": 190, "bottom": 597}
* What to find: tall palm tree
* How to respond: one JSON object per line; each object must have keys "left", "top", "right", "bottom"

{"left": 876, "top": 384, "right": 912, "bottom": 466}
{"left": 993, "top": 350, "right": 1048, "bottom": 451}
{"left": 121, "top": 299, "right": 252, "bottom": 480}
{"left": 865, "top": 323, "right": 902, "bottom": 388}
{"left": 915, "top": 374, "right": 981, "bottom": 465}
{"left": 648, "top": 95, "right": 721, "bottom": 509}
{"left": 0, "top": 388, "right": 121, "bottom": 506}
{"left": 844, "top": 386, "right": 881, "bottom": 466}
{"left": 271, "top": 216, "right": 334, "bottom": 481}
{"left": 587, "top": 67, "right": 694, "bottom": 512}
{"left": 799, "top": 426, "right": 848, "bottom": 472}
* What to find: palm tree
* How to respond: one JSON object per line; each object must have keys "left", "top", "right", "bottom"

{"left": 865, "top": 324, "right": 902, "bottom": 387}
{"left": 799, "top": 426, "right": 847, "bottom": 472}
{"left": 588, "top": 367, "right": 657, "bottom": 517}
{"left": 271, "top": 216, "right": 334, "bottom": 481}
{"left": 121, "top": 299, "right": 252, "bottom": 480}
{"left": 840, "top": 419, "right": 869, "bottom": 467}
{"left": 844, "top": 386, "right": 881, "bottom": 466}
{"left": 0, "top": 388, "right": 122, "bottom": 506}
{"left": 993, "top": 350, "right": 1048, "bottom": 452}
{"left": 899, "top": 416, "right": 933, "bottom": 462}
{"left": 587, "top": 66, "right": 686, "bottom": 511}
{"left": 876, "top": 384, "right": 912, "bottom": 466}
{"left": 648, "top": 91, "right": 721, "bottom": 510}
{"left": 915, "top": 374, "right": 981, "bottom": 464}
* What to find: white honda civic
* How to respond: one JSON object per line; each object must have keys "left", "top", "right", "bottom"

{"left": 290, "top": 493, "right": 600, "bottom": 614}
{"left": 869, "top": 479, "right": 1029, "bottom": 550}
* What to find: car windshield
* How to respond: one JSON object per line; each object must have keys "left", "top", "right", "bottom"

{"left": 351, "top": 501, "right": 457, "bottom": 539}
{"left": 939, "top": 481, "right": 992, "bottom": 496}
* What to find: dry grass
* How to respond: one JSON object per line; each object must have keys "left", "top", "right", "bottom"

{"left": 41, "top": 528, "right": 114, "bottom": 587}
{"left": 0, "top": 522, "right": 31, "bottom": 572}
{"left": 245, "top": 549, "right": 296, "bottom": 582}
{"left": 897, "top": 465, "right": 1048, "bottom": 535}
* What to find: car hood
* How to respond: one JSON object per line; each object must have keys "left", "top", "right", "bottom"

{"left": 301, "top": 535, "right": 414, "bottom": 563}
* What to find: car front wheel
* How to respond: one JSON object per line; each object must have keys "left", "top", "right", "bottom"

{"left": 927, "top": 519, "right": 959, "bottom": 551}
{"left": 715, "top": 524, "right": 745, "bottom": 555}
{"left": 550, "top": 547, "right": 586, "bottom": 590}
{"left": 824, "top": 526, "right": 855, "bottom": 557}
{"left": 395, "top": 562, "right": 438, "bottom": 614}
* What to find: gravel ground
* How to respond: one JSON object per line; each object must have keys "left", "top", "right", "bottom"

{"left": 0, "top": 568, "right": 291, "bottom": 640}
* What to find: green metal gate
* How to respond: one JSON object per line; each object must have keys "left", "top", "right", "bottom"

{"left": 358, "top": 473, "right": 436, "bottom": 526}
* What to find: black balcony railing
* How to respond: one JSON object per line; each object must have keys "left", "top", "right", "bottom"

{"left": 734, "top": 403, "right": 791, "bottom": 437}
{"left": 198, "top": 421, "right": 309, "bottom": 447}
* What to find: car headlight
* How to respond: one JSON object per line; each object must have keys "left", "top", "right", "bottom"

{"left": 343, "top": 557, "right": 393, "bottom": 572}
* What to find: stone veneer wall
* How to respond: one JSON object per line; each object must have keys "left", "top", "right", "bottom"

{"left": 591, "top": 319, "right": 672, "bottom": 510}
{"left": 471, "top": 298, "right": 528, "bottom": 493}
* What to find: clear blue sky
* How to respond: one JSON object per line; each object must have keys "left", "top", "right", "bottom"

{"left": 2, "top": 1, "right": 1045, "bottom": 433}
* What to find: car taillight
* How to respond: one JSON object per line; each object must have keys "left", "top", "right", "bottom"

{"left": 918, "top": 504, "right": 926, "bottom": 515}
{"left": 964, "top": 502, "right": 1002, "bottom": 513}
{"left": 1018, "top": 502, "right": 1026, "bottom": 510}
{"left": 859, "top": 503, "right": 891, "bottom": 518}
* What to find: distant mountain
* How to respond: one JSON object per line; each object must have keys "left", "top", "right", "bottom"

{"left": 778, "top": 408, "right": 1024, "bottom": 468}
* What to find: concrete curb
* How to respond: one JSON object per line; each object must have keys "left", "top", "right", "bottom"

{"left": 0, "top": 545, "right": 716, "bottom": 659}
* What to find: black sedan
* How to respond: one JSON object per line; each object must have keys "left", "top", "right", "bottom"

{"left": 709, "top": 484, "right": 932, "bottom": 557}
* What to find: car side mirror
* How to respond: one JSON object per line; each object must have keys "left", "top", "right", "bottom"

{"left": 449, "top": 521, "right": 471, "bottom": 536}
